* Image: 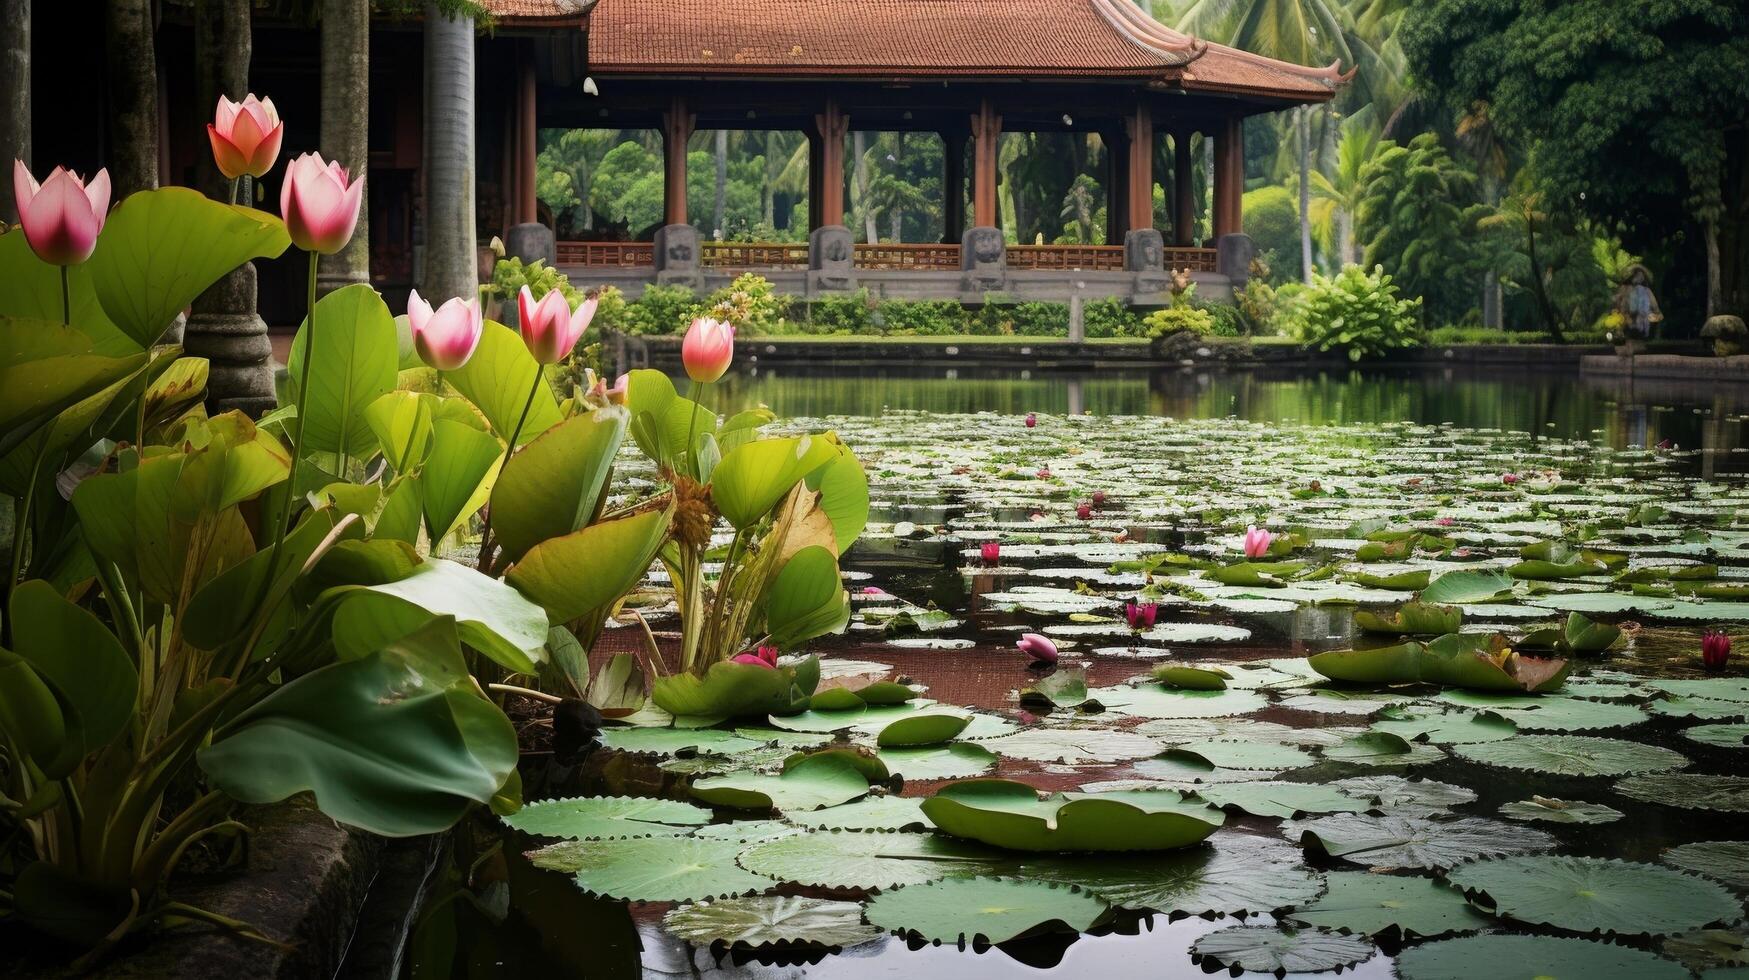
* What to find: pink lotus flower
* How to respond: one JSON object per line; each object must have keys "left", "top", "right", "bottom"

{"left": 1076, "top": 503, "right": 1092, "bottom": 520}
{"left": 1036, "top": 468, "right": 1052, "bottom": 480}
{"left": 1025, "top": 413, "right": 1037, "bottom": 428}
{"left": 207, "top": 94, "right": 283, "bottom": 180}
{"left": 730, "top": 653, "right": 775, "bottom": 670}
{"left": 980, "top": 541, "right": 1000, "bottom": 564}
{"left": 1501, "top": 473, "right": 1519, "bottom": 485}
{"left": 279, "top": 152, "right": 363, "bottom": 254}
{"left": 1017, "top": 633, "right": 1057, "bottom": 664}
{"left": 12, "top": 161, "right": 110, "bottom": 266}
{"left": 1243, "top": 526, "right": 1274, "bottom": 559}
{"left": 518, "top": 286, "right": 596, "bottom": 364}
{"left": 407, "top": 289, "right": 483, "bottom": 371}
{"left": 1703, "top": 630, "right": 1732, "bottom": 672}
{"left": 1092, "top": 490, "right": 1106, "bottom": 506}
{"left": 682, "top": 316, "right": 735, "bottom": 382}
{"left": 1125, "top": 601, "right": 1158, "bottom": 631}
{"left": 1436, "top": 517, "right": 1455, "bottom": 527}
{"left": 731, "top": 645, "right": 781, "bottom": 669}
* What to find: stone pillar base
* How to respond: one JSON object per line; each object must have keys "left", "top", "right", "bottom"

{"left": 807, "top": 225, "right": 856, "bottom": 293}
{"left": 960, "top": 226, "right": 1005, "bottom": 293}
{"left": 1216, "top": 233, "right": 1255, "bottom": 288}
{"left": 184, "top": 262, "right": 276, "bottom": 418}
{"left": 505, "top": 222, "right": 556, "bottom": 267}
{"left": 653, "top": 223, "right": 705, "bottom": 291}
{"left": 1125, "top": 228, "right": 1170, "bottom": 294}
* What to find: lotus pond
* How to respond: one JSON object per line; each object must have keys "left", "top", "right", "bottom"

{"left": 407, "top": 369, "right": 1749, "bottom": 980}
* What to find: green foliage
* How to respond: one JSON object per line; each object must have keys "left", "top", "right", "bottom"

{"left": 1242, "top": 185, "right": 1300, "bottom": 283}
{"left": 1355, "top": 134, "right": 1478, "bottom": 324}
{"left": 1084, "top": 298, "right": 1148, "bottom": 338}
{"left": 623, "top": 284, "right": 705, "bottom": 336}
{"left": 1144, "top": 284, "right": 1217, "bottom": 339}
{"left": 1279, "top": 265, "right": 1421, "bottom": 360}
{"left": 484, "top": 256, "right": 580, "bottom": 308}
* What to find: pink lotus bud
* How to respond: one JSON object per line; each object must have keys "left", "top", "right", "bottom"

{"left": 756, "top": 644, "right": 780, "bottom": 666}
{"left": 278, "top": 152, "right": 363, "bottom": 254}
{"left": 605, "top": 374, "right": 629, "bottom": 405}
{"left": 1125, "top": 601, "right": 1158, "bottom": 631}
{"left": 1092, "top": 490, "right": 1106, "bottom": 506}
{"left": 681, "top": 316, "right": 735, "bottom": 382}
{"left": 407, "top": 289, "right": 483, "bottom": 371}
{"left": 861, "top": 586, "right": 883, "bottom": 595}
{"left": 1076, "top": 503, "right": 1092, "bottom": 520}
{"left": 730, "top": 652, "right": 776, "bottom": 670}
{"left": 1703, "top": 630, "right": 1732, "bottom": 672}
{"left": 1017, "top": 633, "right": 1057, "bottom": 664}
{"left": 208, "top": 93, "right": 284, "bottom": 180}
{"left": 1243, "top": 526, "right": 1274, "bottom": 559}
{"left": 517, "top": 286, "right": 596, "bottom": 364}
{"left": 12, "top": 161, "right": 110, "bottom": 266}
{"left": 1436, "top": 517, "right": 1455, "bottom": 527}
{"left": 1024, "top": 413, "right": 1037, "bottom": 428}
{"left": 1657, "top": 438, "right": 1674, "bottom": 450}
{"left": 1501, "top": 473, "right": 1519, "bottom": 485}
{"left": 980, "top": 541, "right": 1000, "bottom": 564}
{"left": 1036, "top": 468, "right": 1052, "bottom": 480}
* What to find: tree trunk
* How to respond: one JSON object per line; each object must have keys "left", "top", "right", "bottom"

{"left": 1706, "top": 216, "right": 1722, "bottom": 319}
{"left": 712, "top": 128, "right": 726, "bottom": 239}
{"left": 762, "top": 133, "right": 777, "bottom": 229}
{"left": 853, "top": 130, "right": 877, "bottom": 242}
{"left": 105, "top": 0, "right": 159, "bottom": 197}
{"left": 890, "top": 133, "right": 904, "bottom": 243}
{"left": 319, "top": 0, "right": 371, "bottom": 295}
{"left": 422, "top": 2, "right": 477, "bottom": 302}
{"left": 1480, "top": 172, "right": 1502, "bottom": 330}
{"left": 1202, "top": 136, "right": 1214, "bottom": 243}
{"left": 1298, "top": 107, "right": 1313, "bottom": 285}
{"left": 0, "top": 0, "right": 28, "bottom": 223}
{"left": 1336, "top": 206, "right": 1355, "bottom": 267}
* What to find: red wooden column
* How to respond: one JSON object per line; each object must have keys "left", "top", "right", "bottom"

{"left": 1213, "top": 115, "right": 1244, "bottom": 238}
{"left": 516, "top": 57, "right": 537, "bottom": 224}
{"left": 1173, "top": 130, "right": 1197, "bottom": 246}
{"left": 969, "top": 99, "right": 1002, "bottom": 228}
{"left": 1124, "top": 103, "right": 1154, "bottom": 232}
{"left": 812, "top": 100, "right": 849, "bottom": 228}
{"left": 662, "top": 97, "right": 695, "bottom": 227}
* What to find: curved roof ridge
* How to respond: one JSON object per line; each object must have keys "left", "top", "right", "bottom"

{"left": 1090, "top": 0, "right": 1205, "bottom": 66}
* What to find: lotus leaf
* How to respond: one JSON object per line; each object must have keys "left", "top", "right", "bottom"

{"left": 1446, "top": 855, "right": 1741, "bottom": 937}
{"left": 920, "top": 778, "right": 1224, "bottom": 852}
{"left": 1454, "top": 735, "right": 1688, "bottom": 776}
{"left": 1665, "top": 841, "right": 1749, "bottom": 889}
{"left": 689, "top": 751, "right": 870, "bottom": 812}
{"left": 1498, "top": 797, "right": 1624, "bottom": 824}
{"left": 1395, "top": 934, "right": 1690, "bottom": 980}
{"left": 735, "top": 829, "right": 1006, "bottom": 890}
{"left": 1190, "top": 924, "right": 1376, "bottom": 975}
{"left": 502, "top": 796, "right": 711, "bottom": 840}
{"left": 663, "top": 896, "right": 881, "bottom": 949}
{"left": 1284, "top": 871, "right": 1491, "bottom": 938}
{"left": 559, "top": 836, "right": 773, "bottom": 902}
{"left": 864, "top": 877, "right": 1109, "bottom": 945}
{"left": 1017, "top": 832, "right": 1325, "bottom": 915}
{"left": 1292, "top": 813, "right": 1554, "bottom": 870}
{"left": 651, "top": 656, "right": 820, "bottom": 719}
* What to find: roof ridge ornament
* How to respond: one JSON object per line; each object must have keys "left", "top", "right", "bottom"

{"left": 1091, "top": 0, "right": 1351, "bottom": 87}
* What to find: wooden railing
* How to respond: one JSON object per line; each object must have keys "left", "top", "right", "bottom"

{"left": 701, "top": 241, "right": 809, "bottom": 269}
{"left": 556, "top": 241, "right": 654, "bottom": 267}
{"left": 853, "top": 242, "right": 961, "bottom": 270}
{"left": 1164, "top": 247, "right": 1220, "bottom": 273}
{"left": 1007, "top": 244, "right": 1126, "bottom": 271}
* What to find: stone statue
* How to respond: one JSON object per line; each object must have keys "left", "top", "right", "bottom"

{"left": 1701, "top": 315, "right": 1747, "bottom": 357}
{"left": 1611, "top": 264, "right": 1662, "bottom": 341}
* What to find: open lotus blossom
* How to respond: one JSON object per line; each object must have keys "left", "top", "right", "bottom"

{"left": 980, "top": 541, "right": 1000, "bottom": 564}
{"left": 406, "top": 289, "right": 483, "bottom": 371}
{"left": 1024, "top": 413, "right": 1037, "bottom": 428}
{"left": 279, "top": 152, "right": 363, "bottom": 254}
{"left": 1703, "top": 630, "right": 1732, "bottom": 672}
{"left": 1125, "top": 601, "right": 1158, "bottom": 631}
{"left": 518, "top": 286, "right": 596, "bottom": 364}
{"left": 1017, "top": 633, "right": 1057, "bottom": 664}
{"left": 731, "top": 645, "right": 781, "bottom": 669}
{"left": 1243, "top": 526, "right": 1274, "bottom": 558}
{"left": 1501, "top": 472, "right": 1520, "bottom": 485}
{"left": 208, "top": 94, "right": 284, "bottom": 180}
{"left": 681, "top": 316, "right": 735, "bottom": 382}
{"left": 1436, "top": 516, "right": 1455, "bottom": 527}
{"left": 1036, "top": 467, "right": 1052, "bottom": 480}
{"left": 1076, "top": 502, "right": 1092, "bottom": 520}
{"left": 12, "top": 161, "right": 110, "bottom": 265}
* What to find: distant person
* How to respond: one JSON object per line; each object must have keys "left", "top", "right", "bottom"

{"left": 1613, "top": 264, "right": 1662, "bottom": 342}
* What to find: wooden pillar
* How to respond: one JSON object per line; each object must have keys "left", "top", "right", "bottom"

{"left": 1124, "top": 103, "right": 1154, "bottom": 232}
{"left": 517, "top": 56, "right": 538, "bottom": 224}
{"left": 1213, "top": 116, "right": 1244, "bottom": 238}
{"left": 1103, "top": 128, "right": 1128, "bottom": 245}
{"left": 942, "top": 129, "right": 967, "bottom": 242}
{"left": 662, "top": 97, "right": 695, "bottom": 227}
{"left": 1173, "top": 130, "right": 1197, "bottom": 246}
{"left": 812, "top": 100, "right": 849, "bottom": 228}
{"left": 970, "top": 99, "right": 1002, "bottom": 228}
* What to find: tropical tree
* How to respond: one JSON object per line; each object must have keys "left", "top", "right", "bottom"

{"left": 1354, "top": 132, "right": 1478, "bottom": 324}
{"left": 1308, "top": 109, "right": 1381, "bottom": 267}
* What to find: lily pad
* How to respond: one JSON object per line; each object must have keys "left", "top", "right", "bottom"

{"left": 784, "top": 796, "right": 929, "bottom": 831}
{"left": 1284, "top": 871, "right": 1492, "bottom": 938}
{"left": 875, "top": 709, "right": 972, "bottom": 747}
{"left": 1189, "top": 924, "right": 1376, "bottom": 975}
{"left": 1322, "top": 731, "right": 1447, "bottom": 766}
{"left": 663, "top": 896, "right": 882, "bottom": 949}
{"left": 878, "top": 742, "right": 1000, "bottom": 781}
{"left": 1292, "top": 813, "right": 1555, "bottom": 870}
{"left": 1454, "top": 735, "right": 1689, "bottom": 777}
{"left": 1330, "top": 775, "right": 1477, "bottom": 815}
{"left": 690, "top": 752, "right": 871, "bottom": 812}
{"left": 735, "top": 829, "right": 1005, "bottom": 890}
{"left": 1168, "top": 740, "right": 1316, "bottom": 771}
{"left": 971, "top": 726, "right": 1162, "bottom": 764}
{"left": 1017, "top": 832, "right": 1326, "bottom": 915}
{"left": 1498, "top": 797, "right": 1625, "bottom": 824}
{"left": 1421, "top": 569, "right": 1515, "bottom": 604}
{"left": 1685, "top": 724, "right": 1749, "bottom": 749}
{"left": 1446, "top": 855, "right": 1741, "bottom": 937}
{"left": 1395, "top": 934, "right": 1690, "bottom": 980}
{"left": 556, "top": 836, "right": 773, "bottom": 902}
{"left": 502, "top": 796, "right": 711, "bottom": 840}
{"left": 1666, "top": 841, "right": 1749, "bottom": 889}
{"left": 921, "top": 779, "right": 1224, "bottom": 852}
{"left": 1194, "top": 781, "right": 1375, "bottom": 819}
{"left": 1086, "top": 685, "right": 1268, "bottom": 719}
{"left": 1616, "top": 773, "right": 1749, "bottom": 812}
{"left": 1372, "top": 706, "right": 1518, "bottom": 744}
{"left": 598, "top": 727, "right": 766, "bottom": 757}
{"left": 863, "top": 877, "right": 1109, "bottom": 945}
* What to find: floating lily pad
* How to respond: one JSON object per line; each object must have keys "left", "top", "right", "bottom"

{"left": 784, "top": 796, "right": 929, "bottom": 831}
{"left": 1168, "top": 740, "right": 1316, "bottom": 771}
{"left": 735, "top": 829, "right": 1005, "bottom": 890}
{"left": 558, "top": 836, "right": 772, "bottom": 902}
{"left": 1017, "top": 832, "right": 1326, "bottom": 915}
{"left": 1138, "top": 622, "right": 1253, "bottom": 644}
{"left": 1292, "top": 813, "right": 1554, "bottom": 870}
{"left": 767, "top": 702, "right": 932, "bottom": 733}
{"left": 663, "top": 896, "right": 882, "bottom": 949}
{"left": 1666, "top": 841, "right": 1749, "bottom": 889}
{"left": 1322, "top": 731, "right": 1447, "bottom": 766}
{"left": 1194, "top": 782, "right": 1374, "bottom": 819}
{"left": 1650, "top": 697, "right": 1749, "bottom": 721}
{"left": 1454, "top": 735, "right": 1689, "bottom": 777}
{"left": 1087, "top": 685, "right": 1268, "bottom": 719}
{"left": 597, "top": 727, "right": 766, "bottom": 757}
{"left": 1372, "top": 706, "right": 1518, "bottom": 744}
{"left": 876, "top": 710, "right": 972, "bottom": 747}
{"left": 1190, "top": 924, "right": 1376, "bottom": 975}
{"left": 1446, "top": 855, "right": 1741, "bottom": 937}
{"left": 690, "top": 752, "right": 871, "bottom": 812}
{"left": 1284, "top": 871, "right": 1491, "bottom": 938}
{"left": 1617, "top": 774, "right": 1749, "bottom": 811}
{"left": 878, "top": 742, "right": 1000, "bottom": 780}
{"left": 1649, "top": 678, "right": 1749, "bottom": 702}
{"left": 971, "top": 726, "right": 1162, "bottom": 764}
{"left": 1152, "top": 665, "right": 1231, "bottom": 691}
{"left": 1498, "top": 797, "right": 1625, "bottom": 824}
{"left": 1330, "top": 775, "right": 1477, "bottom": 815}
{"left": 1354, "top": 603, "right": 1463, "bottom": 636}
{"left": 688, "top": 820, "right": 800, "bottom": 844}
{"left": 921, "top": 779, "right": 1224, "bottom": 852}
{"left": 1436, "top": 692, "right": 1649, "bottom": 732}
{"left": 1421, "top": 569, "right": 1515, "bottom": 604}
{"left": 1685, "top": 724, "right": 1749, "bottom": 749}
{"left": 1395, "top": 934, "right": 1690, "bottom": 980}
{"left": 864, "top": 877, "right": 1109, "bottom": 945}
{"left": 502, "top": 796, "right": 711, "bottom": 840}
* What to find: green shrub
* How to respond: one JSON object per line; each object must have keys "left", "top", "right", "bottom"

{"left": 1006, "top": 302, "right": 1070, "bottom": 336}
{"left": 1425, "top": 325, "right": 1559, "bottom": 345}
{"left": 706, "top": 273, "right": 790, "bottom": 336}
{"left": 589, "top": 285, "right": 629, "bottom": 333}
{"left": 1242, "top": 186, "right": 1299, "bottom": 283}
{"left": 1279, "top": 265, "right": 1422, "bottom": 361}
{"left": 879, "top": 300, "right": 968, "bottom": 335}
{"left": 803, "top": 290, "right": 876, "bottom": 334}
{"left": 1237, "top": 277, "right": 1280, "bottom": 335}
{"left": 623, "top": 284, "right": 704, "bottom": 335}
{"left": 1200, "top": 300, "right": 1247, "bottom": 337}
{"left": 484, "top": 257, "right": 580, "bottom": 307}
{"left": 1084, "top": 298, "right": 1146, "bottom": 338}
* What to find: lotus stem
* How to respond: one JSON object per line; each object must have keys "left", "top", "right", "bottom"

{"left": 487, "top": 682, "right": 563, "bottom": 705}
{"left": 59, "top": 265, "right": 69, "bottom": 326}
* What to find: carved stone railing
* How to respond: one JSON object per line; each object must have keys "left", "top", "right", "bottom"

{"left": 556, "top": 241, "right": 655, "bottom": 267}
{"left": 853, "top": 243, "right": 962, "bottom": 270}
{"left": 701, "top": 241, "right": 810, "bottom": 269}
{"left": 1007, "top": 244, "right": 1125, "bottom": 271}
{"left": 1163, "top": 247, "right": 1220, "bottom": 273}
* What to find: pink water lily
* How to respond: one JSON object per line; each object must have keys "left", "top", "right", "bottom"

{"left": 1243, "top": 526, "right": 1274, "bottom": 559}
{"left": 1076, "top": 502, "right": 1092, "bottom": 520}
{"left": 12, "top": 161, "right": 110, "bottom": 266}
{"left": 1092, "top": 490, "right": 1107, "bottom": 506}
{"left": 279, "top": 152, "right": 363, "bottom": 254}
{"left": 1703, "top": 630, "right": 1732, "bottom": 672}
{"left": 980, "top": 541, "right": 1000, "bottom": 564}
{"left": 1017, "top": 633, "right": 1057, "bottom": 664}
{"left": 518, "top": 286, "right": 596, "bottom": 364}
{"left": 682, "top": 316, "right": 735, "bottom": 383}
{"left": 407, "top": 289, "right": 484, "bottom": 371}
{"left": 730, "top": 653, "right": 775, "bottom": 670}
{"left": 1025, "top": 413, "right": 1037, "bottom": 428}
{"left": 1125, "top": 601, "right": 1158, "bottom": 631}
{"left": 1501, "top": 473, "right": 1520, "bottom": 485}
{"left": 208, "top": 93, "right": 284, "bottom": 180}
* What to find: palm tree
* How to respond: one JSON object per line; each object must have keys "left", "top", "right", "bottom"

{"left": 105, "top": 0, "right": 160, "bottom": 197}
{"left": 319, "top": 0, "right": 371, "bottom": 292}
{"left": 852, "top": 131, "right": 879, "bottom": 241}
{"left": 422, "top": 1, "right": 477, "bottom": 301}
{"left": 713, "top": 129, "right": 728, "bottom": 238}
{"left": 1308, "top": 109, "right": 1381, "bottom": 267}
{"left": 1, "top": 0, "right": 27, "bottom": 222}
{"left": 1059, "top": 174, "right": 1101, "bottom": 243}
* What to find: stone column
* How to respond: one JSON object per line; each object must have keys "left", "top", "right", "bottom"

{"left": 1173, "top": 130, "right": 1197, "bottom": 247}
{"left": 422, "top": 2, "right": 478, "bottom": 303}
{"left": 0, "top": 0, "right": 28, "bottom": 223}
{"left": 812, "top": 100, "right": 848, "bottom": 228}
{"left": 969, "top": 100, "right": 1001, "bottom": 229}
{"left": 317, "top": 0, "right": 370, "bottom": 297}
{"left": 662, "top": 97, "right": 694, "bottom": 228}
{"left": 653, "top": 223, "right": 703, "bottom": 291}
{"left": 808, "top": 225, "right": 855, "bottom": 293}
{"left": 1123, "top": 103, "right": 1154, "bottom": 233}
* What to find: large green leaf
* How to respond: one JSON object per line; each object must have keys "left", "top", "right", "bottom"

{"left": 286, "top": 283, "right": 399, "bottom": 459}
{"left": 199, "top": 617, "right": 518, "bottom": 837}
{"left": 711, "top": 435, "right": 840, "bottom": 530}
{"left": 10, "top": 580, "right": 137, "bottom": 776}
{"left": 363, "top": 390, "right": 435, "bottom": 474}
{"left": 330, "top": 558, "right": 548, "bottom": 674}
{"left": 418, "top": 418, "right": 502, "bottom": 546}
{"left": 444, "top": 320, "right": 560, "bottom": 446}
{"left": 865, "top": 877, "right": 1110, "bottom": 945}
{"left": 765, "top": 546, "right": 850, "bottom": 650}
{"left": 650, "top": 656, "right": 819, "bottom": 719}
{"left": 0, "top": 230, "right": 133, "bottom": 355}
{"left": 689, "top": 751, "right": 870, "bottom": 812}
{"left": 87, "top": 188, "right": 290, "bottom": 348}
{"left": 0, "top": 317, "right": 148, "bottom": 459}
{"left": 922, "top": 778, "right": 1225, "bottom": 852}
{"left": 182, "top": 509, "right": 350, "bottom": 651}
{"left": 804, "top": 438, "right": 868, "bottom": 552}
{"left": 1420, "top": 569, "right": 1514, "bottom": 604}
{"left": 505, "top": 504, "right": 672, "bottom": 625}
{"left": 0, "top": 647, "right": 68, "bottom": 769}
{"left": 489, "top": 405, "right": 628, "bottom": 564}
{"left": 1446, "top": 855, "right": 1740, "bottom": 938}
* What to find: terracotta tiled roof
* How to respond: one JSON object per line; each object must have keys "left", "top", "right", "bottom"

{"left": 583, "top": 0, "right": 1342, "bottom": 100}
{"left": 480, "top": 0, "right": 594, "bottom": 26}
